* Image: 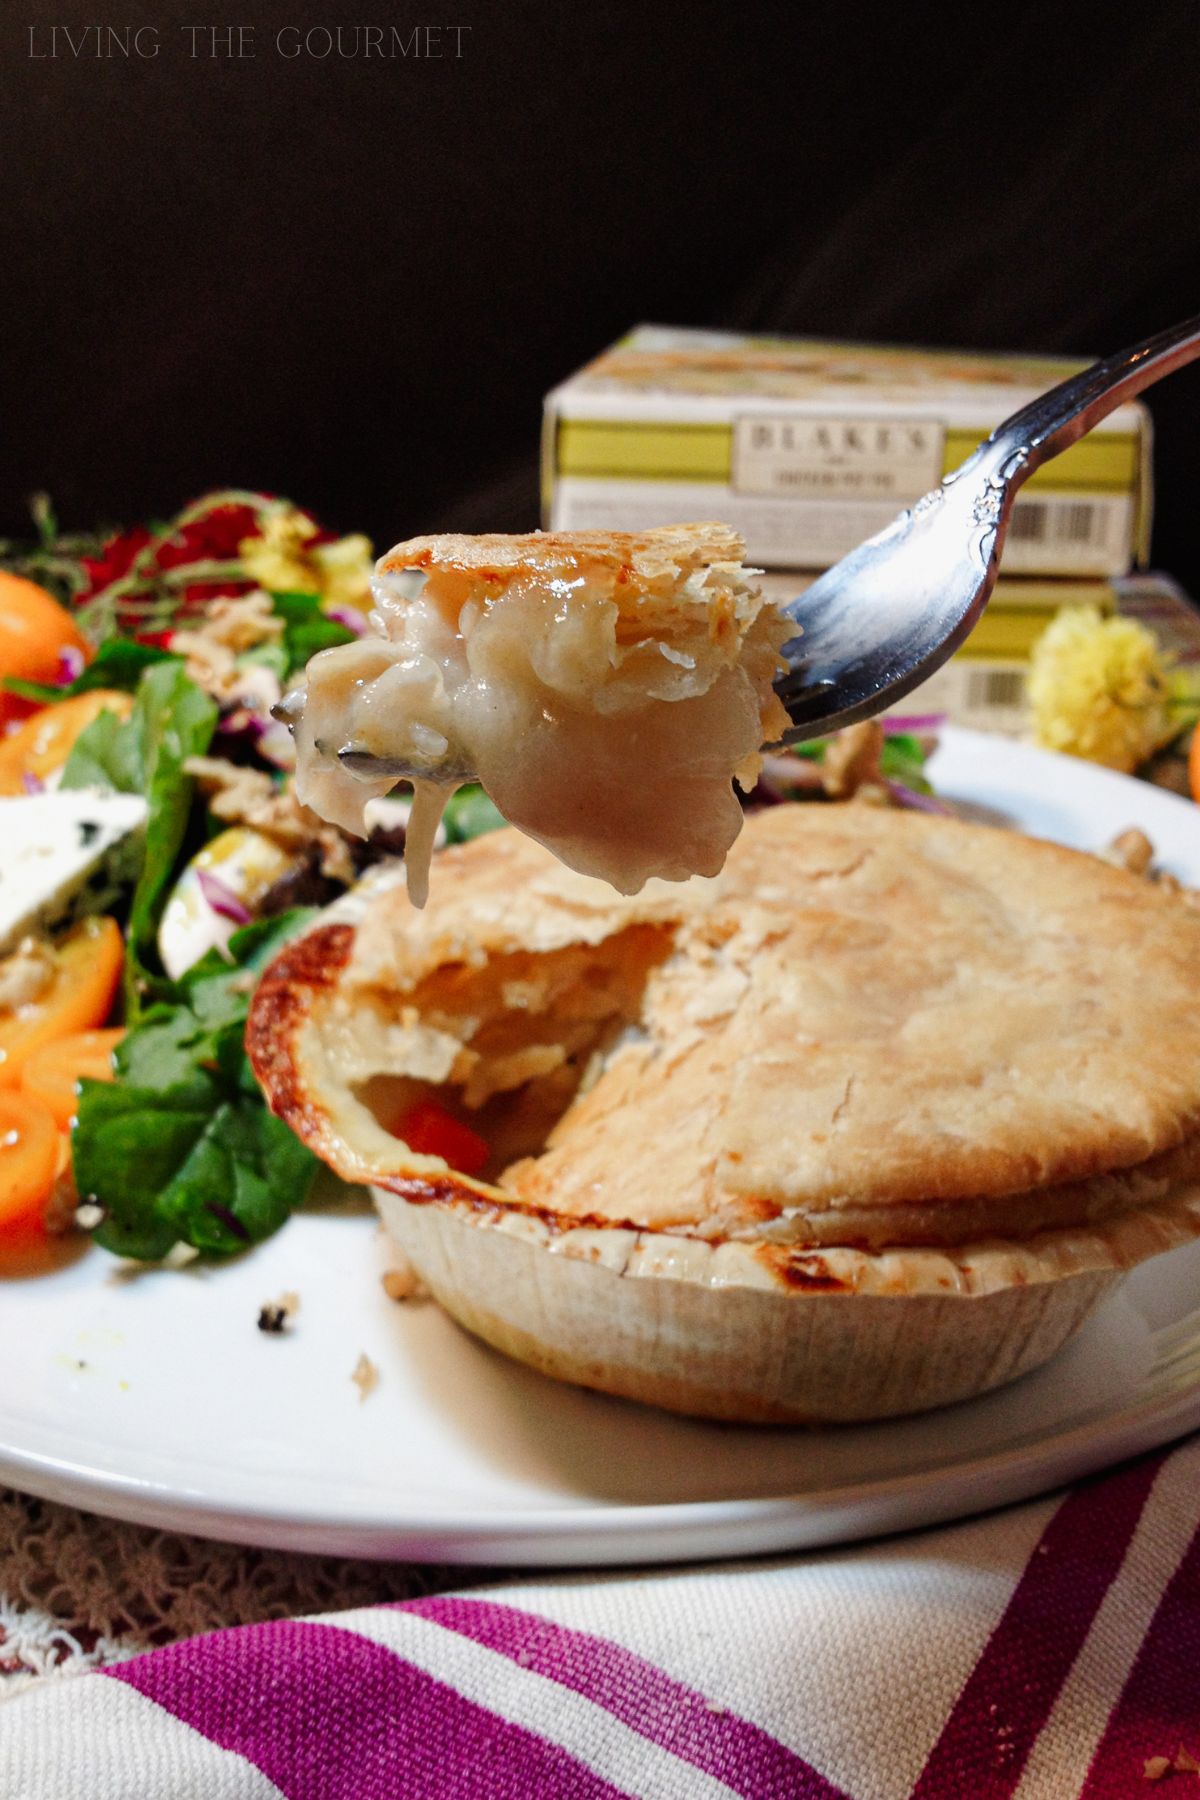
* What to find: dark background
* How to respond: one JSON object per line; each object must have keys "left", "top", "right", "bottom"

{"left": 4, "top": 0, "right": 1199, "bottom": 586}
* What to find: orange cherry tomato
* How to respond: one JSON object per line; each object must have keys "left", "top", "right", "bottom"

{"left": 397, "top": 1097, "right": 490, "bottom": 1176}
{"left": 0, "top": 573, "right": 93, "bottom": 730}
{"left": 21, "top": 1027, "right": 124, "bottom": 1129}
{"left": 0, "top": 916, "right": 124, "bottom": 1087}
{"left": 1189, "top": 725, "right": 1200, "bottom": 806}
{"left": 0, "top": 690, "right": 134, "bottom": 796}
{"left": 0, "top": 1088, "right": 59, "bottom": 1231}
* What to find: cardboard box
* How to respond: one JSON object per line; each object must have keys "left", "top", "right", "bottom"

{"left": 543, "top": 325, "right": 1153, "bottom": 578}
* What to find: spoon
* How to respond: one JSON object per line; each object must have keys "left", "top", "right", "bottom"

{"left": 775, "top": 313, "right": 1200, "bottom": 743}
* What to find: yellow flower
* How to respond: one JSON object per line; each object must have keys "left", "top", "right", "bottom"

{"left": 239, "top": 507, "right": 374, "bottom": 613}
{"left": 1027, "top": 605, "right": 1174, "bottom": 773}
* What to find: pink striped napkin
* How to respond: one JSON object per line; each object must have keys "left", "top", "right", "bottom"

{"left": 4, "top": 1436, "right": 1199, "bottom": 1798}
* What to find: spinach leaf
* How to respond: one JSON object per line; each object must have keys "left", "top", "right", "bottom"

{"left": 75, "top": 910, "right": 319, "bottom": 1260}
{"left": 442, "top": 784, "right": 507, "bottom": 844}
{"left": 4, "top": 640, "right": 178, "bottom": 704}
{"left": 879, "top": 731, "right": 933, "bottom": 793}
{"left": 61, "top": 660, "right": 218, "bottom": 1006}
{"left": 58, "top": 698, "right": 143, "bottom": 793}
{"left": 270, "top": 590, "right": 357, "bottom": 673}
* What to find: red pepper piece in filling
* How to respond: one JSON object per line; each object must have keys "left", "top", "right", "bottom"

{"left": 396, "top": 1097, "right": 490, "bottom": 1177}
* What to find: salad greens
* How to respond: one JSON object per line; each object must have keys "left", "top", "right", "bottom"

{"left": 73, "top": 912, "right": 319, "bottom": 1260}
{"left": 878, "top": 732, "right": 936, "bottom": 794}
{"left": 4, "top": 638, "right": 178, "bottom": 704}
{"left": 270, "top": 590, "right": 358, "bottom": 671}
{"left": 61, "top": 659, "right": 218, "bottom": 1010}
{"left": 442, "top": 784, "right": 507, "bottom": 843}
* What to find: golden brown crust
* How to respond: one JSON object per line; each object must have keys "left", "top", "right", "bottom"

{"left": 347, "top": 826, "right": 689, "bottom": 995}
{"left": 362, "top": 1134, "right": 1200, "bottom": 1272}
{"left": 376, "top": 523, "right": 746, "bottom": 582}
{"left": 247, "top": 809, "right": 1200, "bottom": 1265}
{"left": 245, "top": 922, "right": 357, "bottom": 1171}
{"left": 372, "top": 1171, "right": 1200, "bottom": 1302}
{"left": 329, "top": 808, "right": 1200, "bottom": 1225}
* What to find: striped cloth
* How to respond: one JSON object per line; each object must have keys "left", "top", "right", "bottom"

{"left": 4, "top": 1437, "right": 1199, "bottom": 1799}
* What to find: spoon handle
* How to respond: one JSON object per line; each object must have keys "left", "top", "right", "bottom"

{"left": 983, "top": 311, "right": 1200, "bottom": 482}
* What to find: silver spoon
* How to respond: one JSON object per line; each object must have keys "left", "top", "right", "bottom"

{"left": 775, "top": 313, "right": 1200, "bottom": 743}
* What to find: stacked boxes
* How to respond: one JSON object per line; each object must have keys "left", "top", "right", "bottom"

{"left": 543, "top": 325, "right": 1178, "bottom": 736}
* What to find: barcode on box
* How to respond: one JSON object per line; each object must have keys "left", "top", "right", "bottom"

{"left": 887, "top": 656, "right": 1028, "bottom": 736}
{"left": 966, "top": 668, "right": 1026, "bottom": 710}
{"left": 1009, "top": 499, "right": 1108, "bottom": 548}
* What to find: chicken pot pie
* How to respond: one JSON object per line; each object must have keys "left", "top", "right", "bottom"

{"left": 246, "top": 806, "right": 1200, "bottom": 1423}
{"left": 281, "top": 524, "right": 791, "bottom": 905}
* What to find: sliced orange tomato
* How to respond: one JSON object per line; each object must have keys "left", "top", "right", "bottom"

{"left": 0, "top": 573, "right": 93, "bottom": 730}
{"left": 0, "top": 1088, "right": 59, "bottom": 1231}
{"left": 0, "top": 916, "right": 124, "bottom": 1087}
{"left": 21, "top": 1027, "right": 124, "bottom": 1129}
{"left": 397, "top": 1097, "right": 490, "bottom": 1176}
{"left": 0, "top": 690, "right": 134, "bottom": 795}
{"left": 1189, "top": 725, "right": 1200, "bottom": 805}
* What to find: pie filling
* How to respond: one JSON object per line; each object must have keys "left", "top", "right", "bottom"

{"left": 322, "top": 923, "right": 674, "bottom": 1186}
{"left": 285, "top": 535, "right": 791, "bottom": 905}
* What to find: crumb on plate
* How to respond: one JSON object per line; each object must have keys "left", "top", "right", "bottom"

{"left": 381, "top": 1256, "right": 425, "bottom": 1302}
{"left": 352, "top": 1351, "right": 380, "bottom": 1400}
{"left": 257, "top": 1290, "right": 300, "bottom": 1334}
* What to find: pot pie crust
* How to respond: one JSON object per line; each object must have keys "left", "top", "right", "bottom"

{"left": 247, "top": 807, "right": 1200, "bottom": 1422}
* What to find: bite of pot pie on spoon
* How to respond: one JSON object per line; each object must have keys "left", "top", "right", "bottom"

{"left": 278, "top": 524, "right": 791, "bottom": 906}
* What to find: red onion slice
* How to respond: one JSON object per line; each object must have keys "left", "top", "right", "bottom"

{"left": 884, "top": 779, "right": 954, "bottom": 816}
{"left": 196, "top": 867, "right": 252, "bottom": 924}
{"left": 326, "top": 604, "right": 370, "bottom": 636}
{"left": 882, "top": 713, "right": 946, "bottom": 734}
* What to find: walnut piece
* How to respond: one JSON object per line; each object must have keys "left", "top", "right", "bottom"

{"left": 172, "top": 593, "right": 285, "bottom": 708}
{"left": 821, "top": 721, "right": 885, "bottom": 800}
{"left": 1103, "top": 827, "right": 1154, "bottom": 876}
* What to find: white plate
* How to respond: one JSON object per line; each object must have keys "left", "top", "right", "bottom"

{"left": 4, "top": 726, "right": 1200, "bottom": 1567}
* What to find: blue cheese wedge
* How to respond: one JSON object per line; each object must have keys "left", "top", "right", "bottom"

{"left": 0, "top": 790, "right": 148, "bottom": 952}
